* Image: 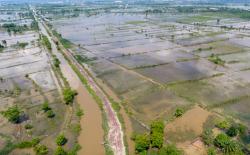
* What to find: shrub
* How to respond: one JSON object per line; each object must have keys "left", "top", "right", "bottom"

{"left": 207, "top": 147, "right": 216, "bottom": 155}
{"left": 18, "top": 42, "right": 28, "bottom": 49}
{"left": 150, "top": 120, "right": 164, "bottom": 148}
{"left": 202, "top": 129, "right": 214, "bottom": 145}
{"left": 208, "top": 54, "right": 225, "bottom": 65}
{"left": 222, "top": 140, "right": 243, "bottom": 155}
{"left": 76, "top": 109, "right": 84, "bottom": 117}
{"left": 54, "top": 146, "right": 67, "bottom": 155}
{"left": 24, "top": 123, "right": 33, "bottom": 129}
{"left": 16, "top": 138, "right": 40, "bottom": 148}
{"left": 42, "top": 101, "right": 51, "bottom": 112}
{"left": 236, "top": 123, "right": 247, "bottom": 135}
{"left": 174, "top": 108, "right": 184, "bottom": 117}
{"left": 214, "top": 133, "right": 231, "bottom": 148}
{"left": 226, "top": 126, "right": 238, "bottom": 137}
{"left": 150, "top": 120, "right": 164, "bottom": 134}
{"left": 151, "top": 132, "right": 164, "bottom": 148}
{"left": 56, "top": 134, "right": 67, "bottom": 146}
{"left": 63, "top": 88, "right": 77, "bottom": 104}
{"left": 71, "top": 124, "right": 81, "bottom": 134}
{"left": 159, "top": 144, "right": 183, "bottom": 155}
{"left": 67, "top": 143, "right": 81, "bottom": 155}
{"left": 1, "top": 105, "right": 21, "bottom": 123}
{"left": 53, "top": 57, "right": 60, "bottom": 68}
{"left": 47, "top": 110, "right": 55, "bottom": 118}
{"left": 34, "top": 144, "right": 48, "bottom": 155}
{"left": 134, "top": 134, "right": 150, "bottom": 153}
{"left": 215, "top": 120, "right": 230, "bottom": 130}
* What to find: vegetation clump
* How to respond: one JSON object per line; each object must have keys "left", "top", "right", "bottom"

{"left": 18, "top": 42, "right": 28, "bottom": 49}
{"left": 53, "top": 57, "right": 61, "bottom": 68}
{"left": 215, "top": 120, "right": 231, "bottom": 130}
{"left": 42, "top": 101, "right": 51, "bottom": 112}
{"left": 2, "top": 23, "right": 29, "bottom": 34}
{"left": 41, "top": 35, "right": 52, "bottom": 51}
{"left": 150, "top": 120, "right": 164, "bottom": 148}
{"left": 159, "top": 144, "right": 183, "bottom": 155}
{"left": 24, "top": 123, "right": 33, "bottom": 129}
{"left": 174, "top": 108, "right": 184, "bottom": 117}
{"left": 54, "top": 146, "right": 67, "bottom": 155}
{"left": 1, "top": 105, "right": 22, "bottom": 123}
{"left": 208, "top": 54, "right": 225, "bottom": 65}
{"left": 202, "top": 129, "right": 214, "bottom": 146}
{"left": 41, "top": 101, "right": 55, "bottom": 118}
{"left": 16, "top": 138, "right": 40, "bottom": 148}
{"left": 133, "top": 120, "right": 176, "bottom": 154}
{"left": 34, "top": 144, "right": 49, "bottom": 155}
{"left": 134, "top": 133, "right": 150, "bottom": 153}
{"left": 63, "top": 88, "right": 77, "bottom": 104}
{"left": 56, "top": 134, "right": 68, "bottom": 146}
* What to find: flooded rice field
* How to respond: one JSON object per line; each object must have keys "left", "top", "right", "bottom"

{"left": 50, "top": 10, "right": 250, "bottom": 131}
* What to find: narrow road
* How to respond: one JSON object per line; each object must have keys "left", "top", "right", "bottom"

{"left": 32, "top": 9, "right": 105, "bottom": 155}
{"left": 33, "top": 8, "right": 126, "bottom": 155}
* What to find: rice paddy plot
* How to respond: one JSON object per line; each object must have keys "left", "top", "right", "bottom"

{"left": 135, "top": 59, "right": 222, "bottom": 84}
{"left": 110, "top": 49, "right": 195, "bottom": 69}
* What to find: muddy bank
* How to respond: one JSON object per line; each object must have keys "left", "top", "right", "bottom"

{"left": 38, "top": 21, "right": 105, "bottom": 155}
{"left": 96, "top": 78, "right": 135, "bottom": 155}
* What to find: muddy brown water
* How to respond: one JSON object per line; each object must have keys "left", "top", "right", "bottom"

{"left": 38, "top": 21, "right": 105, "bottom": 155}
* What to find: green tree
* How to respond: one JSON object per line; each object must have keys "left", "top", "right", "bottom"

{"left": 54, "top": 146, "right": 67, "bottom": 155}
{"left": 42, "top": 101, "right": 51, "bottom": 112}
{"left": 214, "top": 133, "right": 231, "bottom": 148}
{"left": 202, "top": 129, "right": 214, "bottom": 145}
{"left": 151, "top": 132, "right": 163, "bottom": 148}
{"left": 34, "top": 144, "right": 49, "bottom": 155}
{"left": 134, "top": 134, "right": 150, "bottom": 153}
{"left": 207, "top": 147, "right": 216, "bottom": 155}
{"left": 1, "top": 105, "right": 21, "bottom": 123}
{"left": 150, "top": 120, "right": 164, "bottom": 148}
{"left": 216, "top": 120, "right": 231, "bottom": 130}
{"left": 222, "top": 141, "right": 243, "bottom": 155}
{"left": 159, "top": 144, "right": 183, "bottom": 155}
{"left": 53, "top": 57, "right": 60, "bottom": 68}
{"left": 226, "top": 126, "right": 238, "bottom": 137}
{"left": 236, "top": 123, "right": 247, "bottom": 135}
{"left": 174, "top": 108, "right": 184, "bottom": 117}
{"left": 63, "top": 88, "right": 77, "bottom": 104}
{"left": 56, "top": 134, "right": 68, "bottom": 146}
{"left": 47, "top": 110, "right": 55, "bottom": 118}
{"left": 150, "top": 120, "right": 164, "bottom": 133}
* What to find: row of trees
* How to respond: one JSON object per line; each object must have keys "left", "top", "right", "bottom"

{"left": 133, "top": 120, "right": 182, "bottom": 155}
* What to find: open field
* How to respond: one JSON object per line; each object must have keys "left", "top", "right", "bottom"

{"left": 0, "top": 5, "right": 82, "bottom": 155}
{"left": 43, "top": 3, "right": 250, "bottom": 154}
{"left": 10, "top": 3, "right": 250, "bottom": 155}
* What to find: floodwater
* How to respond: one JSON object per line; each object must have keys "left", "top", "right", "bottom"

{"left": 38, "top": 21, "right": 105, "bottom": 155}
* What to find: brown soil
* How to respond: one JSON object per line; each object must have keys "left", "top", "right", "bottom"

{"left": 165, "top": 106, "right": 211, "bottom": 154}
{"left": 177, "top": 138, "right": 206, "bottom": 155}
{"left": 165, "top": 106, "right": 211, "bottom": 138}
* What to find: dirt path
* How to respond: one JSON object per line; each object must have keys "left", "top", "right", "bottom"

{"left": 96, "top": 78, "right": 135, "bottom": 155}
{"left": 35, "top": 13, "right": 105, "bottom": 155}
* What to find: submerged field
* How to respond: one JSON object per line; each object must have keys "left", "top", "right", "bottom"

{"left": 38, "top": 4, "right": 250, "bottom": 155}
